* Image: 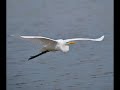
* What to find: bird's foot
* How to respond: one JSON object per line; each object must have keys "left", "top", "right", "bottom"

{"left": 28, "top": 56, "right": 34, "bottom": 60}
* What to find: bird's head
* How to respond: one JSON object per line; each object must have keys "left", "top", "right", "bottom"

{"left": 57, "top": 39, "right": 76, "bottom": 45}
{"left": 66, "top": 41, "right": 76, "bottom": 45}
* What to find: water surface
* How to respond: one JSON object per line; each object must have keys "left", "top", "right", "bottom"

{"left": 7, "top": 0, "right": 113, "bottom": 90}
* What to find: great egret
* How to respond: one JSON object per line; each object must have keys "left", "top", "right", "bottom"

{"left": 20, "top": 35, "right": 104, "bottom": 60}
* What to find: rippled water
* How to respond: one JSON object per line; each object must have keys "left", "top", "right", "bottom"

{"left": 7, "top": 0, "right": 113, "bottom": 90}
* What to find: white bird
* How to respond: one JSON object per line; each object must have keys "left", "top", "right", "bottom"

{"left": 20, "top": 35, "right": 104, "bottom": 60}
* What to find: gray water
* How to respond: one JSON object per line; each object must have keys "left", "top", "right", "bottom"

{"left": 7, "top": 0, "right": 113, "bottom": 90}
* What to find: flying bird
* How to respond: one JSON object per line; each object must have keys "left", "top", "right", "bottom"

{"left": 20, "top": 35, "right": 104, "bottom": 60}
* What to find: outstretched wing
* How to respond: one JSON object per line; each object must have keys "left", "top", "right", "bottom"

{"left": 64, "top": 35, "right": 104, "bottom": 42}
{"left": 20, "top": 36, "right": 58, "bottom": 45}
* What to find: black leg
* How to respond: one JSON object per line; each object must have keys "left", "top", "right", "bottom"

{"left": 28, "top": 50, "right": 49, "bottom": 60}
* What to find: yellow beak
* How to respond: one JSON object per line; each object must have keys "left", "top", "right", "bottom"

{"left": 67, "top": 41, "right": 76, "bottom": 45}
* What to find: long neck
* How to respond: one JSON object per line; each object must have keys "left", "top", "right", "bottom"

{"left": 60, "top": 45, "right": 69, "bottom": 52}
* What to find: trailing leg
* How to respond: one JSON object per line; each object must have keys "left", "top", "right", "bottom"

{"left": 28, "top": 50, "right": 49, "bottom": 60}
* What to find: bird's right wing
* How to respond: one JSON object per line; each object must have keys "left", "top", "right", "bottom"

{"left": 20, "top": 36, "right": 58, "bottom": 46}
{"left": 64, "top": 35, "right": 104, "bottom": 42}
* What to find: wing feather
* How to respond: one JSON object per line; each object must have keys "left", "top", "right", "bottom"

{"left": 20, "top": 36, "right": 57, "bottom": 45}
{"left": 64, "top": 35, "right": 104, "bottom": 42}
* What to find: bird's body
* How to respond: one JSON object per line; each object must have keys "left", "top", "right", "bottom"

{"left": 55, "top": 39, "right": 69, "bottom": 52}
{"left": 20, "top": 35, "right": 104, "bottom": 60}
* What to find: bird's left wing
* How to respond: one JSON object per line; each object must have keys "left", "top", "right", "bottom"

{"left": 64, "top": 35, "right": 104, "bottom": 42}
{"left": 20, "top": 36, "right": 58, "bottom": 45}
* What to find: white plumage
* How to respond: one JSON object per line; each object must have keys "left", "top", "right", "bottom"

{"left": 20, "top": 35, "right": 104, "bottom": 60}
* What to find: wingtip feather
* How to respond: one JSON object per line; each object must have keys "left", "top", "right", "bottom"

{"left": 97, "top": 35, "right": 104, "bottom": 41}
